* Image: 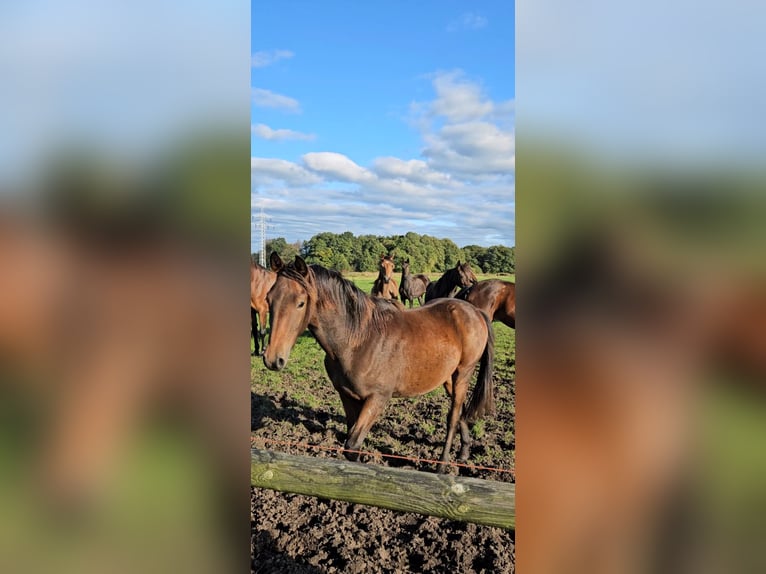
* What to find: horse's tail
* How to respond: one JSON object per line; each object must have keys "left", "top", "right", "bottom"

{"left": 464, "top": 310, "right": 495, "bottom": 423}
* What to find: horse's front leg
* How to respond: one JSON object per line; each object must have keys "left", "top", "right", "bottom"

{"left": 256, "top": 308, "right": 269, "bottom": 357}
{"left": 336, "top": 394, "right": 362, "bottom": 459}
{"left": 255, "top": 307, "right": 260, "bottom": 357}
{"left": 344, "top": 394, "right": 389, "bottom": 461}
{"left": 325, "top": 355, "right": 364, "bottom": 460}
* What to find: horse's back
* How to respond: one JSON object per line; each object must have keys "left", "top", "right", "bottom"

{"left": 460, "top": 279, "right": 515, "bottom": 326}
{"left": 250, "top": 263, "right": 276, "bottom": 309}
{"left": 373, "top": 299, "right": 488, "bottom": 395}
{"left": 402, "top": 298, "right": 488, "bottom": 346}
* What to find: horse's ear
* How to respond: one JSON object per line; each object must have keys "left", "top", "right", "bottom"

{"left": 270, "top": 252, "right": 284, "bottom": 272}
{"left": 380, "top": 253, "right": 386, "bottom": 259}
{"left": 294, "top": 256, "right": 309, "bottom": 277}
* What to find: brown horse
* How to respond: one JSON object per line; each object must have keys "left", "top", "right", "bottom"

{"left": 251, "top": 259, "right": 277, "bottom": 356}
{"left": 371, "top": 254, "right": 399, "bottom": 300}
{"left": 517, "top": 230, "right": 766, "bottom": 574}
{"left": 264, "top": 253, "right": 495, "bottom": 471}
{"left": 0, "top": 212, "right": 247, "bottom": 555}
{"left": 424, "top": 260, "right": 478, "bottom": 302}
{"left": 456, "top": 279, "right": 516, "bottom": 328}
{"left": 398, "top": 259, "right": 430, "bottom": 308}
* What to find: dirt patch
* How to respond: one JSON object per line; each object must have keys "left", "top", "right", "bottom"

{"left": 251, "top": 324, "right": 515, "bottom": 572}
{"left": 252, "top": 488, "right": 514, "bottom": 574}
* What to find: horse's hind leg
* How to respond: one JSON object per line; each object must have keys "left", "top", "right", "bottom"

{"left": 457, "top": 419, "right": 472, "bottom": 462}
{"left": 439, "top": 371, "right": 471, "bottom": 473}
{"left": 442, "top": 379, "right": 472, "bottom": 463}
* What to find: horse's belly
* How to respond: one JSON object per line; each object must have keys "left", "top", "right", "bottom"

{"left": 393, "top": 350, "right": 460, "bottom": 397}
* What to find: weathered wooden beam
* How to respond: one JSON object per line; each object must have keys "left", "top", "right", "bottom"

{"left": 251, "top": 448, "right": 515, "bottom": 530}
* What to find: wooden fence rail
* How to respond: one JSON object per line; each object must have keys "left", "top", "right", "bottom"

{"left": 251, "top": 448, "right": 515, "bottom": 530}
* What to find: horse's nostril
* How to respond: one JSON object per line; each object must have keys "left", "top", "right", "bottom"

{"left": 276, "top": 357, "right": 285, "bottom": 369}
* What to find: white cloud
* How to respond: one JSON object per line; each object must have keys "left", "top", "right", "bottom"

{"left": 371, "top": 157, "right": 453, "bottom": 186}
{"left": 447, "top": 13, "right": 488, "bottom": 32}
{"left": 250, "top": 71, "right": 514, "bottom": 248}
{"left": 251, "top": 157, "right": 321, "bottom": 187}
{"left": 427, "top": 70, "right": 513, "bottom": 123}
{"left": 407, "top": 71, "right": 515, "bottom": 178}
{"left": 302, "top": 152, "right": 375, "bottom": 183}
{"left": 252, "top": 88, "right": 301, "bottom": 112}
{"left": 252, "top": 123, "right": 315, "bottom": 141}
{"left": 251, "top": 49, "right": 294, "bottom": 68}
{"left": 423, "top": 121, "right": 515, "bottom": 175}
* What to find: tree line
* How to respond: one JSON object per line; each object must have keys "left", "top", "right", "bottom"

{"left": 253, "top": 231, "right": 514, "bottom": 274}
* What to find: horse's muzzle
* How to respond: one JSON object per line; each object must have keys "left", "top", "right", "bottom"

{"left": 263, "top": 350, "right": 286, "bottom": 371}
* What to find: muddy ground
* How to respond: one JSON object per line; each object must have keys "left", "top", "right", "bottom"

{"left": 251, "top": 327, "right": 515, "bottom": 573}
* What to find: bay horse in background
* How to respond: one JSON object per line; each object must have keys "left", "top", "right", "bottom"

{"left": 456, "top": 279, "right": 516, "bottom": 329}
{"left": 264, "top": 253, "right": 495, "bottom": 472}
{"left": 399, "top": 259, "right": 430, "bottom": 308}
{"left": 251, "top": 259, "right": 277, "bottom": 356}
{"left": 424, "top": 261, "right": 478, "bottom": 303}
{"left": 371, "top": 254, "right": 399, "bottom": 300}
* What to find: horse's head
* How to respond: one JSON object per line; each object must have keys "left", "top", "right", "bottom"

{"left": 379, "top": 254, "right": 395, "bottom": 284}
{"left": 263, "top": 252, "right": 314, "bottom": 371}
{"left": 401, "top": 259, "right": 410, "bottom": 274}
{"left": 457, "top": 261, "right": 478, "bottom": 286}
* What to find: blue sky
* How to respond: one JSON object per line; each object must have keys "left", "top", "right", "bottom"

{"left": 252, "top": 1, "right": 515, "bottom": 250}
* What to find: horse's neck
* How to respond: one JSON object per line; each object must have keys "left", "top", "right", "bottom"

{"left": 311, "top": 282, "right": 371, "bottom": 357}
{"left": 436, "top": 271, "right": 456, "bottom": 296}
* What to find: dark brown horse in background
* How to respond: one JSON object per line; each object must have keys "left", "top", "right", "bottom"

{"left": 371, "top": 254, "right": 399, "bottom": 300}
{"left": 424, "top": 261, "right": 478, "bottom": 302}
{"left": 264, "top": 253, "right": 495, "bottom": 471}
{"left": 251, "top": 260, "right": 277, "bottom": 356}
{"left": 456, "top": 280, "right": 516, "bottom": 328}
{"left": 398, "top": 259, "right": 430, "bottom": 308}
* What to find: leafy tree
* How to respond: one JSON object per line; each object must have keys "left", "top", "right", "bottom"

{"left": 252, "top": 237, "right": 301, "bottom": 265}
{"left": 276, "top": 230, "right": 513, "bottom": 274}
{"left": 442, "top": 238, "right": 464, "bottom": 269}
{"left": 462, "top": 245, "right": 487, "bottom": 273}
{"left": 479, "top": 245, "right": 515, "bottom": 273}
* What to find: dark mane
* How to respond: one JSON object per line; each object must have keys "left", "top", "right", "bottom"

{"left": 428, "top": 267, "right": 461, "bottom": 299}
{"left": 280, "top": 262, "right": 399, "bottom": 345}
{"left": 425, "top": 262, "right": 477, "bottom": 302}
{"left": 455, "top": 284, "right": 474, "bottom": 300}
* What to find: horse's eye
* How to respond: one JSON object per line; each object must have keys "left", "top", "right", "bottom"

{"left": 297, "top": 301, "right": 305, "bottom": 309}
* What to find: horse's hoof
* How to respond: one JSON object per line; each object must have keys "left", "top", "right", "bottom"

{"left": 342, "top": 448, "right": 359, "bottom": 462}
